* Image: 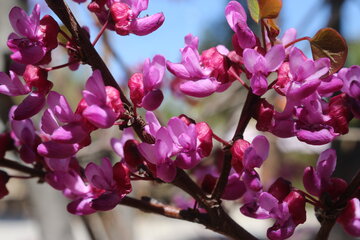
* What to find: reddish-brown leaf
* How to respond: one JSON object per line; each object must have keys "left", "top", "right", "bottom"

{"left": 310, "top": 28, "right": 348, "bottom": 75}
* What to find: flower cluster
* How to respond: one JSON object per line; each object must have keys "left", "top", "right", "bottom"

{"left": 1, "top": 1, "right": 360, "bottom": 240}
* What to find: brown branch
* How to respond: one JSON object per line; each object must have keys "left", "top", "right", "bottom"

{"left": 120, "top": 196, "right": 211, "bottom": 223}
{"left": 172, "top": 169, "right": 257, "bottom": 240}
{"left": 211, "top": 149, "right": 232, "bottom": 200}
{"left": 316, "top": 170, "right": 360, "bottom": 239}
{"left": 233, "top": 91, "right": 260, "bottom": 141}
{"left": 0, "top": 158, "right": 45, "bottom": 178}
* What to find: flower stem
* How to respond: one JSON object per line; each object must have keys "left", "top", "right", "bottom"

{"left": 92, "top": 13, "right": 110, "bottom": 46}
{"left": 212, "top": 133, "right": 231, "bottom": 147}
{"left": 261, "top": 19, "right": 267, "bottom": 52}
{"left": 0, "top": 158, "right": 44, "bottom": 177}
{"left": 228, "top": 67, "right": 250, "bottom": 90}
{"left": 284, "top": 36, "right": 312, "bottom": 49}
{"left": 45, "top": 60, "right": 79, "bottom": 71}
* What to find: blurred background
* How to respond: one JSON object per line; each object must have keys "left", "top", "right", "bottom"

{"left": 1, "top": 0, "right": 360, "bottom": 239}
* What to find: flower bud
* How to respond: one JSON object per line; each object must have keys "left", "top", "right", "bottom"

{"left": 231, "top": 139, "right": 250, "bottom": 173}
{"left": 88, "top": 0, "right": 106, "bottom": 13}
{"left": 23, "top": 65, "right": 52, "bottom": 94}
{"left": 267, "top": 177, "right": 291, "bottom": 202}
{"left": 253, "top": 99, "right": 274, "bottom": 132}
{"left": 39, "top": 15, "right": 59, "bottom": 50}
{"left": 201, "top": 47, "right": 229, "bottom": 84}
{"left": 196, "top": 122, "right": 213, "bottom": 157}
{"left": 110, "top": 2, "right": 132, "bottom": 35}
{"left": 283, "top": 191, "right": 306, "bottom": 225}
{"left": 128, "top": 73, "right": 144, "bottom": 108}
{"left": 105, "top": 86, "right": 124, "bottom": 116}
{"left": 113, "top": 162, "right": 132, "bottom": 194}
{"left": 123, "top": 140, "right": 146, "bottom": 171}
{"left": 327, "top": 93, "right": 353, "bottom": 135}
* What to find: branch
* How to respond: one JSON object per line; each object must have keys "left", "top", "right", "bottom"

{"left": 172, "top": 169, "right": 257, "bottom": 240}
{"left": 0, "top": 158, "right": 45, "bottom": 178}
{"left": 316, "top": 170, "right": 360, "bottom": 239}
{"left": 233, "top": 91, "right": 260, "bottom": 141}
{"left": 211, "top": 149, "right": 232, "bottom": 200}
{"left": 120, "top": 196, "right": 210, "bottom": 223}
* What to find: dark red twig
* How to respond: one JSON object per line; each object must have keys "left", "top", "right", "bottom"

{"left": 0, "top": 158, "right": 45, "bottom": 178}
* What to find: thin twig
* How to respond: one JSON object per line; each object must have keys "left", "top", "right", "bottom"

{"left": 211, "top": 149, "right": 232, "bottom": 200}
{"left": 0, "top": 158, "right": 45, "bottom": 178}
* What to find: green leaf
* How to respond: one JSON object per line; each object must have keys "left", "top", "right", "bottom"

{"left": 57, "top": 25, "right": 72, "bottom": 45}
{"left": 310, "top": 28, "right": 348, "bottom": 75}
{"left": 247, "top": 0, "right": 260, "bottom": 23}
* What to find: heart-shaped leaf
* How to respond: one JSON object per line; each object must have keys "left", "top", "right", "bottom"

{"left": 247, "top": 0, "right": 260, "bottom": 23}
{"left": 310, "top": 28, "right": 348, "bottom": 75}
{"left": 259, "top": 0, "right": 282, "bottom": 19}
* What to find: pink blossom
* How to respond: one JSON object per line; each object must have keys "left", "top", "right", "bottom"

{"left": 82, "top": 70, "right": 125, "bottom": 128}
{"left": 303, "top": 149, "right": 347, "bottom": 198}
{"left": 89, "top": 0, "right": 164, "bottom": 36}
{"left": 338, "top": 198, "right": 360, "bottom": 237}
{"left": 167, "top": 34, "right": 232, "bottom": 97}
{"left": 243, "top": 44, "right": 285, "bottom": 95}
{"left": 129, "top": 55, "right": 165, "bottom": 110}
{"left": 225, "top": 1, "right": 256, "bottom": 49}
{"left": 10, "top": 107, "right": 42, "bottom": 163}
{"left": 138, "top": 112, "right": 213, "bottom": 182}
{"left": 84, "top": 158, "right": 131, "bottom": 211}
{"left": 37, "top": 91, "right": 93, "bottom": 159}
{"left": 7, "top": 4, "right": 59, "bottom": 64}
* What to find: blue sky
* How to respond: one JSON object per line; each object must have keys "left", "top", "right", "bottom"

{"left": 27, "top": 0, "right": 360, "bottom": 80}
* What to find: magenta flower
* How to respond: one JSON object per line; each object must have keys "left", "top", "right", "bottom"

{"left": 167, "top": 34, "right": 232, "bottom": 97}
{"left": 47, "top": 158, "right": 131, "bottom": 215}
{"left": 303, "top": 149, "right": 347, "bottom": 198}
{"left": 84, "top": 158, "right": 132, "bottom": 211}
{"left": 138, "top": 112, "right": 213, "bottom": 182}
{"left": 337, "top": 198, "right": 360, "bottom": 237}
{"left": 37, "top": 91, "right": 93, "bottom": 159}
{"left": 82, "top": 70, "right": 125, "bottom": 128}
{"left": 199, "top": 168, "right": 246, "bottom": 201}
{"left": 0, "top": 71, "right": 30, "bottom": 96}
{"left": 338, "top": 66, "right": 360, "bottom": 100}
{"left": 231, "top": 136, "right": 269, "bottom": 173}
{"left": 128, "top": 55, "right": 165, "bottom": 110}
{"left": 89, "top": 0, "right": 164, "bottom": 36}
{"left": 243, "top": 44, "right": 285, "bottom": 95}
{"left": 7, "top": 4, "right": 59, "bottom": 64}
{"left": 259, "top": 190, "right": 306, "bottom": 240}
{"left": 0, "top": 65, "right": 54, "bottom": 120}
{"left": 225, "top": 1, "right": 256, "bottom": 49}
{"left": 9, "top": 107, "right": 42, "bottom": 163}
